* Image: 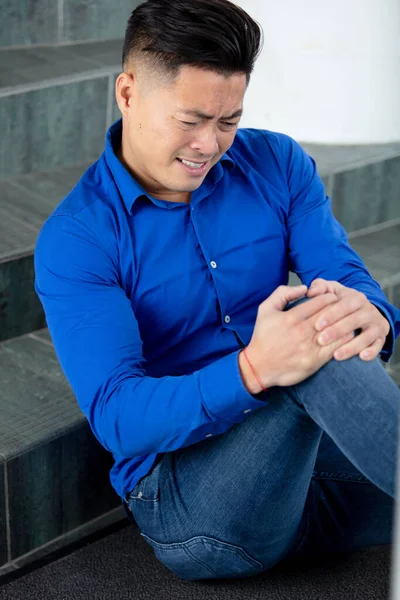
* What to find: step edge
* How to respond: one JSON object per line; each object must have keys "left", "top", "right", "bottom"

{"left": 0, "top": 413, "right": 86, "bottom": 462}
{"left": 0, "top": 505, "right": 126, "bottom": 577}
{"left": 0, "top": 38, "right": 123, "bottom": 53}
{"left": 0, "top": 65, "right": 120, "bottom": 98}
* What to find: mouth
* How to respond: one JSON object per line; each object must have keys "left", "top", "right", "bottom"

{"left": 176, "top": 157, "right": 210, "bottom": 176}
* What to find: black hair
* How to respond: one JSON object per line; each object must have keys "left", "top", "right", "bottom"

{"left": 122, "top": 0, "right": 263, "bottom": 86}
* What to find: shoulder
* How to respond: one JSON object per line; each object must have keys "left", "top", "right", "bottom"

{"left": 49, "top": 155, "right": 112, "bottom": 221}
{"left": 227, "top": 127, "right": 305, "bottom": 176}
{"left": 35, "top": 155, "right": 119, "bottom": 261}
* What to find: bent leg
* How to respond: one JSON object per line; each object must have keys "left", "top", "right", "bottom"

{"left": 289, "top": 431, "right": 395, "bottom": 560}
{"left": 127, "top": 296, "right": 400, "bottom": 580}
{"left": 291, "top": 354, "right": 400, "bottom": 497}
{"left": 128, "top": 388, "right": 324, "bottom": 580}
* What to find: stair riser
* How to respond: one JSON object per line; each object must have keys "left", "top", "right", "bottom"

{"left": 0, "top": 253, "right": 46, "bottom": 342}
{"left": 0, "top": 77, "right": 109, "bottom": 181}
{"left": 321, "top": 154, "right": 400, "bottom": 234}
{"left": 0, "top": 1, "right": 137, "bottom": 48}
{"left": 0, "top": 421, "right": 120, "bottom": 570}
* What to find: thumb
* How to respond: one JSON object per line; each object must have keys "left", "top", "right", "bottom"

{"left": 265, "top": 284, "right": 308, "bottom": 312}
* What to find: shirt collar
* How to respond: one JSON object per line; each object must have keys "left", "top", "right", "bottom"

{"left": 104, "top": 118, "right": 236, "bottom": 213}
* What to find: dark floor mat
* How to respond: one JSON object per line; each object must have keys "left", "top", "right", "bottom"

{"left": 0, "top": 524, "right": 392, "bottom": 600}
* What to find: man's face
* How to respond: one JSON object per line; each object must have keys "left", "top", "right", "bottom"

{"left": 117, "top": 65, "right": 247, "bottom": 203}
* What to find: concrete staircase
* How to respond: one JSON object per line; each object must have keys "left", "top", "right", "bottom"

{"left": 0, "top": 2, "right": 399, "bottom": 578}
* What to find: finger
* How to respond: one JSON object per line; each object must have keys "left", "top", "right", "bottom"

{"left": 314, "top": 292, "right": 365, "bottom": 331}
{"left": 332, "top": 328, "right": 379, "bottom": 361}
{"left": 316, "top": 308, "right": 371, "bottom": 345}
{"left": 309, "top": 278, "right": 329, "bottom": 289}
{"left": 306, "top": 284, "right": 327, "bottom": 297}
{"left": 308, "top": 279, "right": 344, "bottom": 298}
{"left": 318, "top": 330, "right": 356, "bottom": 361}
{"left": 265, "top": 285, "right": 308, "bottom": 312}
{"left": 290, "top": 292, "right": 339, "bottom": 321}
{"left": 359, "top": 338, "right": 385, "bottom": 361}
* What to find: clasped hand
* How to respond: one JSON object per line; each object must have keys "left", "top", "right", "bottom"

{"left": 307, "top": 278, "right": 390, "bottom": 361}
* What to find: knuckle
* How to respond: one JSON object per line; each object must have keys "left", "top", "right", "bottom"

{"left": 296, "top": 321, "right": 307, "bottom": 337}
{"left": 299, "top": 354, "right": 312, "bottom": 371}
{"left": 325, "top": 292, "right": 338, "bottom": 304}
{"left": 356, "top": 291, "right": 367, "bottom": 305}
{"left": 285, "top": 311, "right": 297, "bottom": 327}
{"left": 370, "top": 329, "right": 382, "bottom": 344}
{"left": 347, "top": 296, "right": 361, "bottom": 312}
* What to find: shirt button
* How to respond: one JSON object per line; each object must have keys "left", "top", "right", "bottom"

{"left": 205, "top": 433, "right": 213, "bottom": 438}
{"left": 244, "top": 409, "right": 252, "bottom": 414}
{"left": 224, "top": 315, "right": 231, "bottom": 324}
{"left": 210, "top": 261, "right": 217, "bottom": 269}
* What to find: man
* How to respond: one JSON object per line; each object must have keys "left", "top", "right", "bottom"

{"left": 35, "top": 0, "right": 400, "bottom": 582}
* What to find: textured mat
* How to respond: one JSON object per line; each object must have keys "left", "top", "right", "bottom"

{"left": 0, "top": 523, "right": 392, "bottom": 600}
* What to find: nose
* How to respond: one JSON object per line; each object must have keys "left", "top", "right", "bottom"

{"left": 189, "top": 126, "right": 219, "bottom": 158}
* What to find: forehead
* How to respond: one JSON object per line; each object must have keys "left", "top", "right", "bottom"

{"left": 170, "top": 66, "right": 247, "bottom": 109}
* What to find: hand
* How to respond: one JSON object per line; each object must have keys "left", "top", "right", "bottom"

{"left": 306, "top": 278, "right": 390, "bottom": 362}
{"left": 239, "top": 285, "right": 354, "bottom": 393}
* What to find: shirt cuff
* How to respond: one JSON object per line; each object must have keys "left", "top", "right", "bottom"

{"left": 370, "top": 302, "right": 395, "bottom": 362}
{"left": 196, "top": 350, "right": 269, "bottom": 423}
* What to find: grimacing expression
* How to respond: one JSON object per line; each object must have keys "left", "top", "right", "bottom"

{"left": 116, "top": 65, "right": 247, "bottom": 203}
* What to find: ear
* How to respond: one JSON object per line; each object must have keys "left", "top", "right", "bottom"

{"left": 116, "top": 72, "right": 135, "bottom": 116}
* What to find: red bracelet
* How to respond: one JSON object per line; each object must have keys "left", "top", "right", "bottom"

{"left": 242, "top": 348, "right": 267, "bottom": 393}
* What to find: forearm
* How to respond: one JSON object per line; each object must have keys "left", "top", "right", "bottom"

{"left": 88, "top": 350, "right": 268, "bottom": 458}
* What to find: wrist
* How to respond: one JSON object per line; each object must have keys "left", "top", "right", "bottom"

{"left": 238, "top": 347, "right": 264, "bottom": 395}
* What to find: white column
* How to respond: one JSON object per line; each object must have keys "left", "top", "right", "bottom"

{"left": 238, "top": 0, "right": 400, "bottom": 143}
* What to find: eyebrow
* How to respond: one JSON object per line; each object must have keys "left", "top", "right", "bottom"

{"left": 178, "top": 108, "right": 243, "bottom": 120}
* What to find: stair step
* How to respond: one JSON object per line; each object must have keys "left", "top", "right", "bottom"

{"left": 301, "top": 142, "right": 400, "bottom": 177}
{"left": 0, "top": 162, "right": 92, "bottom": 342}
{"left": 0, "top": 331, "right": 120, "bottom": 569}
{"left": 0, "top": 1, "right": 135, "bottom": 49}
{"left": 0, "top": 162, "right": 92, "bottom": 259}
{"left": 304, "top": 143, "right": 400, "bottom": 234}
{"left": 0, "top": 40, "right": 122, "bottom": 94}
{"left": 0, "top": 41, "right": 122, "bottom": 181}
{"left": 349, "top": 222, "right": 400, "bottom": 287}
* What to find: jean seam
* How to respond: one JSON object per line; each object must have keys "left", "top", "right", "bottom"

{"left": 289, "top": 500, "right": 312, "bottom": 556}
{"left": 312, "top": 470, "right": 370, "bottom": 484}
{"left": 140, "top": 533, "right": 264, "bottom": 575}
{"left": 183, "top": 545, "right": 219, "bottom": 578}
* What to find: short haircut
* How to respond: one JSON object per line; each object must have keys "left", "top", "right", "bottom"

{"left": 122, "top": 0, "right": 263, "bottom": 87}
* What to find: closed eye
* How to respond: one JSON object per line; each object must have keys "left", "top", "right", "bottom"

{"left": 181, "top": 121, "right": 238, "bottom": 127}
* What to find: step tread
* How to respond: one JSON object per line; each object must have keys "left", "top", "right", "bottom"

{"left": 301, "top": 142, "right": 400, "bottom": 176}
{"left": 350, "top": 223, "right": 400, "bottom": 285}
{"left": 0, "top": 162, "right": 92, "bottom": 259}
{"left": 0, "top": 40, "right": 122, "bottom": 94}
{"left": 0, "top": 331, "right": 82, "bottom": 460}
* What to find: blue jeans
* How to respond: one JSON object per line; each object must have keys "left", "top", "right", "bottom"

{"left": 124, "top": 304, "right": 400, "bottom": 581}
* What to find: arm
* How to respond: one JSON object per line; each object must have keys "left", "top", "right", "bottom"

{"left": 280, "top": 134, "right": 400, "bottom": 361}
{"left": 34, "top": 215, "right": 266, "bottom": 458}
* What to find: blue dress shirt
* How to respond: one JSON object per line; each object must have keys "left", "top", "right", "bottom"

{"left": 34, "top": 118, "right": 400, "bottom": 499}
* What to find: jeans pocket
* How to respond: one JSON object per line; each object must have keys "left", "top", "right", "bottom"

{"left": 140, "top": 533, "right": 264, "bottom": 581}
{"left": 128, "top": 457, "right": 164, "bottom": 504}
